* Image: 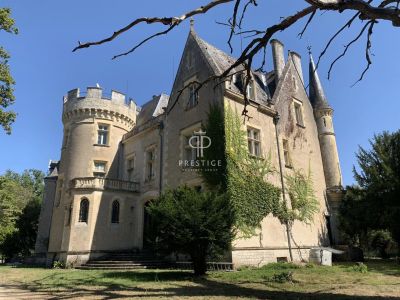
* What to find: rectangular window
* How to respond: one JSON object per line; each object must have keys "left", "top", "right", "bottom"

{"left": 127, "top": 156, "right": 135, "bottom": 181}
{"left": 63, "top": 129, "right": 69, "bottom": 148}
{"left": 246, "top": 80, "right": 255, "bottom": 100}
{"left": 188, "top": 84, "right": 199, "bottom": 109}
{"left": 282, "top": 139, "right": 292, "bottom": 168}
{"left": 247, "top": 127, "right": 261, "bottom": 157}
{"left": 97, "top": 124, "right": 109, "bottom": 145}
{"left": 294, "top": 102, "right": 304, "bottom": 127}
{"left": 146, "top": 148, "right": 155, "bottom": 181}
{"left": 93, "top": 161, "right": 106, "bottom": 177}
{"left": 184, "top": 135, "right": 197, "bottom": 161}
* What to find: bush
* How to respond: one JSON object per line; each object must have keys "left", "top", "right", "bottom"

{"left": 147, "top": 186, "right": 235, "bottom": 276}
{"left": 52, "top": 261, "right": 65, "bottom": 269}
{"left": 268, "top": 271, "right": 294, "bottom": 283}
{"left": 349, "top": 262, "right": 368, "bottom": 273}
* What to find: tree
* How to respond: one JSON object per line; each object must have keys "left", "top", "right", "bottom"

{"left": 0, "top": 169, "right": 44, "bottom": 260}
{"left": 0, "top": 8, "right": 17, "bottom": 134}
{"left": 72, "top": 0, "right": 400, "bottom": 117}
{"left": 340, "top": 130, "right": 400, "bottom": 254}
{"left": 146, "top": 186, "right": 235, "bottom": 275}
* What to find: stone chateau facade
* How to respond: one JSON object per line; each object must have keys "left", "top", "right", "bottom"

{"left": 34, "top": 27, "right": 344, "bottom": 267}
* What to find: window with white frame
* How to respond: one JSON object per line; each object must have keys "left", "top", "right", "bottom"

{"left": 184, "top": 135, "right": 198, "bottom": 161}
{"left": 126, "top": 155, "right": 135, "bottom": 181}
{"left": 97, "top": 124, "right": 109, "bottom": 145}
{"left": 145, "top": 148, "right": 155, "bottom": 181}
{"left": 247, "top": 127, "right": 261, "bottom": 157}
{"left": 188, "top": 84, "right": 199, "bottom": 109}
{"left": 93, "top": 161, "right": 107, "bottom": 177}
{"left": 294, "top": 102, "right": 304, "bottom": 127}
{"left": 246, "top": 80, "right": 255, "bottom": 100}
{"left": 282, "top": 139, "right": 292, "bottom": 168}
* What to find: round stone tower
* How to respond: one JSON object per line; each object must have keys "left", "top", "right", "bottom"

{"left": 60, "top": 87, "right": 136, "bottom": 182}
{"left": 46, "top": 87, "right": 136, "bottom": 261}
{"left": 309, "top": 54, "right": 344, "bottom": 245}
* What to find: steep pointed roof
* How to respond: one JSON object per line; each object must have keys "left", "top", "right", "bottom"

{"left": 188, "top": 30, "right": 272, "bottom": 103}
{"left": 309, "top": 54, "right": 331, "bottom": 110}
{"left": 136, "top": 93, "right": 169, "bottom": 126}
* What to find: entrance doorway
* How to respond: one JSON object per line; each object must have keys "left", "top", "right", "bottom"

{"left": 143, "top": 201, "right": 153, "bottom": 249}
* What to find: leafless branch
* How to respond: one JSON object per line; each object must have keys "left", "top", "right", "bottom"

{"left": 328, "top": 20, "right": 371, "bottom": 80}
{"left": 298, "top": 8, "right": 317, "bottom": 38}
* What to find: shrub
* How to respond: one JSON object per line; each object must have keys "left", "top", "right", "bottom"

{"left": 269, "top": 271, "right": 294, "bottom": 283}
{"left": 147, "top": 186, "right": 235, "bottom": 276}
{"left": 349, "top": 262, "right": 368, "bottom": 273}
{"left": 261, "top": 262, "right": 301, "bottom": 271}
{"left": 52, "top": 261, "right": 65, "bottom": 269}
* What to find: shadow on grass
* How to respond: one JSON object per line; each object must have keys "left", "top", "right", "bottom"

{"left": 365, "top": 259, "right": 400, "bottom": 277}
{"left": 5, "top": 268, "right": 399, "bottom": 300}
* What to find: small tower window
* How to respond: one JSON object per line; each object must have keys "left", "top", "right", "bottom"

{"left": 323, "top": 117, "right": 327, "bottom": 127}
{"left": 247, "top": 127, "right": 261, "bottom": 157}
{"left": 111, "top": 200, "right": 120, "bottom": 224}
{"left": 97, "top": 124, "right": 109, "bottom": 145}
{"left": 294, "top": 102, "right": 304, "bottom": 127}
{"left": 79, "top": 198, "right": 89, "bottom": 223}
{"left": 283, "top": 139, "right": 292, "bottom": 168}
{"left": 63, "top": 129, "right": 69, "bottom": 148}
{"left": 93, "top": 161, "right": 107, "bottom": 177}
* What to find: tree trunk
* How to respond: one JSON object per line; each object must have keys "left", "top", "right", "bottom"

{"left": 192, "top": 254, "right": 207, "bottom": 276}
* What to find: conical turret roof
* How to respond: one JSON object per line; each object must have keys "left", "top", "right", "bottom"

{"left": 309, "top": 54, "right": 331, "bottom": 110}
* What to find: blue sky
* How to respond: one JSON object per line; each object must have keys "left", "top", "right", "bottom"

{"left": 0, "top": 1, "right": 399, "bottom": 185}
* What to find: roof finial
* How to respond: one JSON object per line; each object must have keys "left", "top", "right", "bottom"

{"left": 190, "top": 17, "right": 195, "bottom": 31}
{"left": 307, "top": 45, "right": 312, "bottom": 56}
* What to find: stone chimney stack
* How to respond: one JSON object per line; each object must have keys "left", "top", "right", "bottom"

{"left": 270, "top": 39, "right": 285, "bottom": 83}
{"left": 290, "top": 51, "right": 304, "bottom": 84}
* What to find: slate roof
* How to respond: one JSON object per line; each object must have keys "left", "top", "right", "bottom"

{"left": 309, "top": 54, "right": 331, "bottom": 110}
{"left": 191, "top": 30, "right": 272, "bottom": 104}
{"left": 136, "top": 93, "right": 170, "bottom": 126}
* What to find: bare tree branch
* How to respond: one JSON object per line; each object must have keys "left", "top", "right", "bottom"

{"left": 73, "top": 0, "right": 234, "bottom": 52}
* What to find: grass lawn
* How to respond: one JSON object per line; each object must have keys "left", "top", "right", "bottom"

{"left": 0, "top": 260, "right": 399, "bottom": 299}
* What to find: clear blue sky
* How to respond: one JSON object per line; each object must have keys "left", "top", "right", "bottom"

{"left": 0, "top": 0, "right": 399, "bottom": 185}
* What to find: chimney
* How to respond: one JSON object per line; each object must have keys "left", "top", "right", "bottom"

{"left": 290, "top": 51, "right": 304, "bottom": 84}
{"left": 270, "top": 39, "right": 285, "bottom": 83}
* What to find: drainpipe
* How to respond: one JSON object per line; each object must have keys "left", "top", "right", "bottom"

{"left": 158, "top": 120, "right": 164, "bottom": 194}
{"left": 273, "top": 113, "right": 293, "bottom": 262}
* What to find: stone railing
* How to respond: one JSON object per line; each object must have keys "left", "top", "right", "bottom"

{"left": 71, "top": 177, "right": 139, "bottom": 193}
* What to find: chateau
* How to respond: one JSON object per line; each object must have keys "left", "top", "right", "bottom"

{"left": 34, "top": 26, "right": 344, "bottom": 267}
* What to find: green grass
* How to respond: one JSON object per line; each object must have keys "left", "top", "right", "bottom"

{"left": 0, "top": 260, "right": 399, "bottom": 299}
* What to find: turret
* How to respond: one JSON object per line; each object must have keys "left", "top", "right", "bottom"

{"left": 309, "top": 54, "right": 342, "bottom": 189}
{"left": 46, "top": 87, "right": 137, "bottom": 258}
{"left": 309, "top": 54, "right": 344, "bottom": 245}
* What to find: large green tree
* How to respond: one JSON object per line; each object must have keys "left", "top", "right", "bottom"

{"left": 0, "top": 169, "right": 44, "bottom": 260}
{"left": 146, "top": 186, "right": 235, "bottom": 275}
{"left": 0, "top": 8, "right": 17, "bottom": 134}
{"left": 340, "top": 130, "right": 400, "bottom": 252}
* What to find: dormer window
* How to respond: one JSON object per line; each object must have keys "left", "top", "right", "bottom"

{"left": 232, "top": 73, "right": 255, "bottom": 100}
{"left": 246, "top": 80, "right": 255, "bottom": 100}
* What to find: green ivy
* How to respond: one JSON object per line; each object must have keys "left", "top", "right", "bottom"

{"left": 200, "top": 103, "right": 319, "bottom": 239}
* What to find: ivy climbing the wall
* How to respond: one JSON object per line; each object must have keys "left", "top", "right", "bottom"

{"left": 201, "top": 103, "right": 319, "bottom": 243}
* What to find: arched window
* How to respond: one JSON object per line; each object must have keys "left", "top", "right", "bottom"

{"left": 79, "top": 198, "right": 89, "bottom": 223}
{"left": 111, "top": 200, "right": 120, "bottom": 224}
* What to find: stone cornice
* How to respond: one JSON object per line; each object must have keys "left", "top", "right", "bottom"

{"left": 62, "top": 108, "right": 135, "bottom": 131}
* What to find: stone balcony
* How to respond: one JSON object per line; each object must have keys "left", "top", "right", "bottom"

{"left": 71, "top": 177, "right": 139, "bottom": 193}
